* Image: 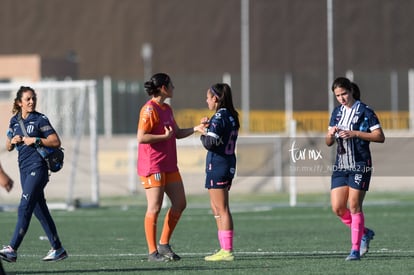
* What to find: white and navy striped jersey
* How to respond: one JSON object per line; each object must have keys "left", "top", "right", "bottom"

{"left": 328, "top": 101, "right": 381, "bottom": 169}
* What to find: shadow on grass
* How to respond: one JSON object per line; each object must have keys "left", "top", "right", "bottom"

{"left": 235, "top": 251, "right": 414, "bottom": 262}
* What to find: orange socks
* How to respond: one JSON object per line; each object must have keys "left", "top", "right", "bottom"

{"left": 160, "top": 209, "right": 182, "bottom": 245}
{"left": 145, "top": 209, "right": 182, "bottom": 253}
{"left": 144, "top": 213, "right": 158, "bottom": 254}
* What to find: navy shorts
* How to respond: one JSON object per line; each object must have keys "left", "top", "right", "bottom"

{"left": 331, "top": 166, "right": 372, "bottom": 191}
{"left": 205, "top": 154, "right": 235, "bottom": 190}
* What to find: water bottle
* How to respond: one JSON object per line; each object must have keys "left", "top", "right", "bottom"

{"left": 359, "top": 117, "right": 369, "bottom": 144}
{"left": 336, "top": 125, "right": 347, "bottom": 154}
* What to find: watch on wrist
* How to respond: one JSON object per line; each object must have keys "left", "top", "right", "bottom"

{"left": 35, "top": 137, "right": 41, "bottom": 147}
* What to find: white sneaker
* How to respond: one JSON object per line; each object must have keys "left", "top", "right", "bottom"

{"left": 0, "top": 245, "right": 17, "bottom": 262}
{"left": 360, "top": 228, "right": 375, "bottom": 256}
{"left": 42, "top": 247, "right": 68, "bottom": 261}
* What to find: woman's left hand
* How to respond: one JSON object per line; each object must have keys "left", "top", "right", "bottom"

{"left": 338, "top": 130, "right": 356, "bottom": 139}
{"left": 22, "top": 136, "right": 36, "bottom": 146}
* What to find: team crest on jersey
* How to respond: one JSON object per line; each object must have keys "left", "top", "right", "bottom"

{"left": 145, "top": 105, "right": 154, "bottom": 113}
{"left": 142, "top": 105, "right": 154, "bottom": 122}
{"left": 26, "top": 125, "right": 35, "bottom": 134}
{"left": 352, "top": 116, "right": 360, "bottom": 124}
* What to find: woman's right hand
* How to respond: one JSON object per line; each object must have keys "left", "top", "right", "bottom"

{"left": 6, "top": 135, "right": 22, "bottom": 151}
{"left": 325, "top": 126, "right": 337, "bottom": 146}
{"left": 11, "top": 135, "right": 23, "bottom": 145}
{"left": 327, "top": 126, "right": 337, "bottom": 138}
{"left": 200, "top": 117, "right": 209, "bottom": 125}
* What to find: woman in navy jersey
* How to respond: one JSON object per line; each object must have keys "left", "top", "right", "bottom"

{"left": 199, "top": 83, "right": 240, "bottom": 261}
{"left": 0, "top": 86, "right": 67, "bottom": 263}
{"left": 326, "top": 77, "right": 385, "bottom": 261}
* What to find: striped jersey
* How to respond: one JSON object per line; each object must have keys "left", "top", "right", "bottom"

{"left": 328, "top": 101, "right": 381, "bottom": 169}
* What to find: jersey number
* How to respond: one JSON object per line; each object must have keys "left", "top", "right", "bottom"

{"left": 225, "top": 130, "right": 237, "bottom": 155}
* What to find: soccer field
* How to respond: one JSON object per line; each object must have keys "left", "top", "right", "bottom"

{"left": 1, "top": 193, "right": 414, "bottom": 275}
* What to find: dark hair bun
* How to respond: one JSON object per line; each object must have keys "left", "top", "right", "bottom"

{"left": 144, "top": 73, "right": 171, "bottom": 96}
{"left": 144, "top": 81, "right": 155, "bottom": 90}
{"left": 144, "top": 80, "right": 156, "bottom": 95}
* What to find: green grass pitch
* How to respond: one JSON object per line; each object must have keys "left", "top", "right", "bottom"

{"left": 1, "top": 192, "right": 414, "bottom": 274}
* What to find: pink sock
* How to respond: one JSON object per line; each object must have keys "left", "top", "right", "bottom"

{"left": 341, "top": 209, "right": 368, "bottom": 235}
{"left": 218, "top": 230, "right": 233, "bottom": 251}
{"left": 351, "top": 212, "right": 365, "bottom": 251}
{"left": 340, "top": 209, "right": 352, "bottom": 228}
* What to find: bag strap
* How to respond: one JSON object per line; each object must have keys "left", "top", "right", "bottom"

{"left": 17, "top": 112, "right": 47, "bottom": 158}
{"left": 17, "top": 112, "right": 29, "bottom": 137}
{"left": 17, "top": 112, "right": 60, "bottom": 174}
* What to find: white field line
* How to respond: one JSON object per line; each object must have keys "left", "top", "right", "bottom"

{"left": 16, "top": 249, "right": 414, "bottom": 258}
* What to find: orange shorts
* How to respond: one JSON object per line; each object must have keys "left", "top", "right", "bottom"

{"left": 140, "top": 171, "right": 182, "bottom": 189}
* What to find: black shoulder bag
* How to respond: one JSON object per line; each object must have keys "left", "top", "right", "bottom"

{"left": 17, "top": 114, "right": 64, "bottom": 173}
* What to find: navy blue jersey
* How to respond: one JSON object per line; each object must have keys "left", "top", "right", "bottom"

{"left": 202, "top": 108, "right": 238, "bottom": 156}
{"left": 8, "top": 112, "right": 57, "bottom": 170}
{"left": 328, "top": 101, "right": 381, "bottom": 169}
{"left": 201, "top": 108, "right": 238, "bottom": 183}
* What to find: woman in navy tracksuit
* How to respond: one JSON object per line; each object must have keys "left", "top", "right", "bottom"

{"left": 0, "top": 86, "right": 67, "bottom": 263}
